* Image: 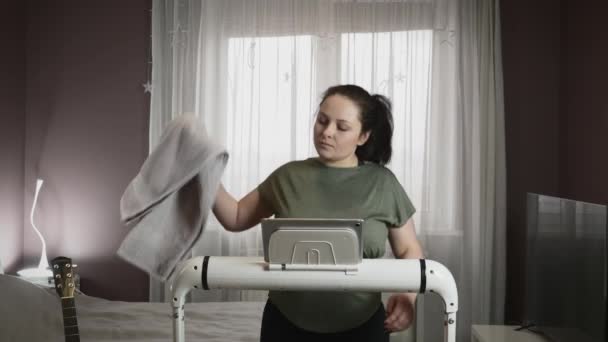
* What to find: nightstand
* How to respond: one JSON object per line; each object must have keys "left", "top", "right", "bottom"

{"left": 18, "top": 274, "right": 55, "bottom": 288}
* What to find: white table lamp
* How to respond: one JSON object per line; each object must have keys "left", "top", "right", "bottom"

{"left": 17, "top": 179, "right": 52, "bottom": 279}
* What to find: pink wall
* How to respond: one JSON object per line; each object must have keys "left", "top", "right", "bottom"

{"left": 0, "top": 2, "right": 26, "bottom": 273}
{"left": 23, "top": 0, "right": 150, "bottom": 300}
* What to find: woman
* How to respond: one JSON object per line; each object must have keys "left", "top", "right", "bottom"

{"left": 213, "top": 84, "right": 423, "bottom": 342}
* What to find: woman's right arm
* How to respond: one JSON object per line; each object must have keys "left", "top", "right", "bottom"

{"left": 212, "top": 184, "right": 273, "bottom": 232}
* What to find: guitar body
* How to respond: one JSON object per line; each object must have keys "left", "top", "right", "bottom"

{"left": 51, "top": 256, "right": 80, "bottom": 342}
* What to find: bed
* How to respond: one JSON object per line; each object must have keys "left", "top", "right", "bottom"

{"left": 0, "top": 274, "right": 263, "bottom": 342}
{"left": 0, "top": 274, "right": 415, "bottom": 342}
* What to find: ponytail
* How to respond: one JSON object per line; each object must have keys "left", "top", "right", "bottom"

{"left": 320, "top": 85, "right": 394, "bottom": 165}
{"left": 356, "top": 94, "right": 393, "bottom": 165}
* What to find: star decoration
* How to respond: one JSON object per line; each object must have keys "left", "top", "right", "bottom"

{"left": 169, "top": 23, "right": 189, "bottom": 47}
{"left": 143, "top": 81, "right": 153, "bottom": 94}
{"left": 440, "top": 30, "right": 456, "bottom": 47}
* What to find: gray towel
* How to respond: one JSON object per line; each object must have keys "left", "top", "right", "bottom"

{"left": 117, "top": 114, "right": 228, "bottom": 281}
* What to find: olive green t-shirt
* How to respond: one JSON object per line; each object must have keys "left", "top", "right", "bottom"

{"left": 257, "top": 158, "right": 416, "bottom": 333}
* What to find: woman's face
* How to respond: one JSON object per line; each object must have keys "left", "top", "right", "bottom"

{"left": 313, "top": 94, "right": 370, "bottom": 167}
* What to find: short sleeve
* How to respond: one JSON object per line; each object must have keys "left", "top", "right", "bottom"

{"left": 257, "top": 174, "right": 275, "bottom": 212}
{"left": 386, "top": 171, "right": 416, "bottom": 228}
{"left": 256, "top": 163, "right": 287, "bottom": 213}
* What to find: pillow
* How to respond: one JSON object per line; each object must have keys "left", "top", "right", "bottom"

{"left": 0, "top": 274, "right": 63, "bottom": 342}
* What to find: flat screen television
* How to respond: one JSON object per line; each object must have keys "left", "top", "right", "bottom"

{"left": 524, "top": 193, "right": 607, "bottom": 342}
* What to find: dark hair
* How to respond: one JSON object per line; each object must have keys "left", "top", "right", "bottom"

{"left": 320, "top": 84, "right": 394, "bottom": 165}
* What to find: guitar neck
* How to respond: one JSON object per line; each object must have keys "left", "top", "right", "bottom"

{"left": 61, "top": 297, "right": 80, "bottom": 342}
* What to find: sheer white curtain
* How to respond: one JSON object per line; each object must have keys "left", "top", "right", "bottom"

{"left": 149, "top": 1, "right": 506, "bottom": 341}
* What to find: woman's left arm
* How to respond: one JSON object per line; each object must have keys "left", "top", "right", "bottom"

{"left": 384, "top": 217, "right": 424, "bottom": 332}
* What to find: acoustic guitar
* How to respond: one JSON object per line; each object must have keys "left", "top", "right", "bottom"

{"left": 51, "top": 256, "right": 80, "bottom": 342}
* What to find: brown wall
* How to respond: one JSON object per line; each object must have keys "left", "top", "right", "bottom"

{"left": 0, "top": 2, "right": 26, "bottom": 274}
{"left": 559, "top": 0, "right": 608, "bottom": 204}
{"left": 23, "top": 0, "right": 150, "bottom": 300}
{"left": 502, "top": 0, "right": 608, "bottom": 324}
{"left": 501, "top": 0, "right": 562, "bottom": 323}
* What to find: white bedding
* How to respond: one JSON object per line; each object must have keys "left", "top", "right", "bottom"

{"left": 0, "top": 274, "right": 263, "bottom": 342}
{"left": 77, "top": 294, "right": 264, "bottom": 342}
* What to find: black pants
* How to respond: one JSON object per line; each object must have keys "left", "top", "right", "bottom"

{"left": 260, "top": 300, "right": 390, "bottom": 342}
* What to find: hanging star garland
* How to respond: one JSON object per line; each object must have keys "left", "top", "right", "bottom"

{"left": 143, "top": 81, "right": 153, "bottom": 94}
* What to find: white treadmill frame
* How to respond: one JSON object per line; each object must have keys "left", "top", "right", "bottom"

{"left": 170, "top": 256, "right": 458, "bottom": 342}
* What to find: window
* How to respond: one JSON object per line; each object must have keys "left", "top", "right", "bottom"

{"left": 227, "top": 35, "right": 315, "bottom": 183}
{"left": 226, "top": 30, "right": 433, "bottom": 213}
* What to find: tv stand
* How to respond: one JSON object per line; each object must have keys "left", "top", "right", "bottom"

{"left": 471, "top": 325, "right": 548, "bottom": 342}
